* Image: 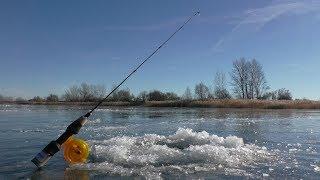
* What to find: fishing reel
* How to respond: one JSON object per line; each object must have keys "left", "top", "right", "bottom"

{"left": 32, "top": 116, "right": 90, "bottom": 167}
{"left": 63, "top": 136, "right": 89, "bottom": 164}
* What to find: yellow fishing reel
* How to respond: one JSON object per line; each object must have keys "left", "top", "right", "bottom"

{"left": 63, "top": 136, "right": 89, "bottom": 164}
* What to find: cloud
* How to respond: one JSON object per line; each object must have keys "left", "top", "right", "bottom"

{"left": 242, "top": 0, "right": 320, "bottom": 28}
{"left": 212, "top": 0, "right": 320, "bottom": 53}
{"left": 102, "top": 12, "right": 228, "bottom": 32}
{"left": 212, "top": 37, "right": 226, "bottom": 53}
{"left": 212, "top": 23, "right": 242, "bottom": 53}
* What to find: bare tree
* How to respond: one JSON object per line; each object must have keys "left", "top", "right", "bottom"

{"left": 116, "top": 88, "right": 134, "bottom": 102}
{"left": 214, "top": 71, "right": 231, "bottom": 99}
{"left": 165, "top": 92, "right": 180, "bottom": 101}
{"left": 80, "top": 83, "right": 94, "bottom": 102}
{"left": 137, "top": 91, "right": 148, "bottom": 102}
{"left": 148, "top": 90, "right": 167, "bottom": 101}
{"left": 248, "top": 59, "right": 268, "bottom": 99}
{"left": 31, "top": 96, "right": 44, "bottom": 102}
{"left": 182, "top": 87, "right": 193, "bottom": 101}
{"left": 260, "top": 91, "right": 277, "bottom": 100}
{"left": 91, "top": 84, "right": 106, "bottom": 100}
{"left": 64, "top": 83, "right": 106, "bottom": 102}
{"left": 46, "top": 94, "right": 59, "bottom": 102}
{"left": 230, "top": 58, "right": 268, "bottom": 99}
{"left": 64, "top": 85, "right": 81, "bottom": 102}
{"left": 194, "top": 82, "right": 209, "bottom": 100}
{"left": 79, "top": 83, "right": 106, "bottom": 101}
{"left": 230, "top": 58, "right": 249, "bottom": 99}
{"left": 208, "top": 89, "right": 215, "bottom": 99}
{"left": 110, "top": 84, "right": 119, "bottom": 101}
{"left": 277, "top": 88, "right": 293, "bottom": 100}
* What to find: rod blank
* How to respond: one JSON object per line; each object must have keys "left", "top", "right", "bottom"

{"left": 85, "top": 11, "right": 200, "bottom": 118}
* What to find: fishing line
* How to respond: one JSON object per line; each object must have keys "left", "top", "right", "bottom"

{"left": 31, "top": 11, "right": 200, "bottom": 168}
{"left": 85, "top": 11, "right": 200, "bottom": 118}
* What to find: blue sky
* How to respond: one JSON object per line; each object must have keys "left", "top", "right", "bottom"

{"left": 1, "top": 0, "right": 320, "bottom": 99}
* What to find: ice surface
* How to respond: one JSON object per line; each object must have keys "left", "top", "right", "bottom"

{"left": 71, "top": 128, "right": 273, "bottom": 178}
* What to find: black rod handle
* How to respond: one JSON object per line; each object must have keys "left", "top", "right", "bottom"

{"left": 31, "top": 116, "right": 87, "bottom": 168}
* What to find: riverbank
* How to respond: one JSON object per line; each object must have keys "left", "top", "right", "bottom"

{"left": 146, "top": 99, "right": 320, "bottom": 109}
{"left": 2, "top": 99, "right": 320, "bottom": 109}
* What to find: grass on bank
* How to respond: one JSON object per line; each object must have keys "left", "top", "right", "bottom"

{"left": 144, "top": 99, "right": 320, "bottom": 109}
{"left": 4, "top": 99, "right": 320, "bottom": 109}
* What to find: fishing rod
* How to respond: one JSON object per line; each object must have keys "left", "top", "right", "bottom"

{"left": 31, "top": 11, "right": 200, "bottom": 168}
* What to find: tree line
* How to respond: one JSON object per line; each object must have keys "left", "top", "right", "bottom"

{"left": 1, "top": 58, "right": 294, "bottom": 102}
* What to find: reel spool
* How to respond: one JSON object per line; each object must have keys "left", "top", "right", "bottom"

{"left": 63, "top": 136, "right": 89, "bottom": 164}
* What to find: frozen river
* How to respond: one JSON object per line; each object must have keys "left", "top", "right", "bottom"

{"left": 0, "top": 104, "right": 319, "bottom": 179}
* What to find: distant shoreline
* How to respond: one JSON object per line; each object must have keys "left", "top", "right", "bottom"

{"left": 2, "top": 99, "right": 320, "bottom": 109}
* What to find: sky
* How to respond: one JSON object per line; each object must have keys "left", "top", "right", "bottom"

{"left": 1, "top": 0, "right": 320, "bottom": 99}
